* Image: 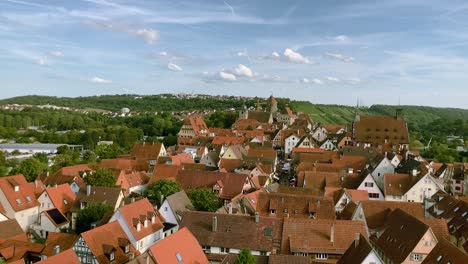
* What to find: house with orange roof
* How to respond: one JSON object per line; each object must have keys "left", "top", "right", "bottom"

{"left": 311, "top": 125, "right": 329, "bottom": 142}
{"left": 100, "top": 156, "right": 137, "bottom": 171}
{"left": 211, "top": 136, "right": 245, "bottom": 146}
{"left": 157, "top": 153, "right": 194, "bottom": 166}
{"left": 109, "top": 199, "right": 165, "bottom": 253}
{"left": 357, "top": 173, "right": 385, "bottom": 200}
{"left": 177, "top": 116, "right": 209, "bottom": 144}
{"left": 276, "top": 107, "right": 296, "bottom": 125}
{"left": 159, "top": 191, "right": 194, "bottom": 227}
{"left": 73, "top": 221, "right": 138, "bottom": 264}
{"left": 115, "top": 170, "right": 149, "bottom": 196}
{"left": 41, "top": 232, "right": 79, "bottom": 258}
{"left": 37, "top": 183, "right": 76, "bottom": 214}
{"left": 0, "top": 202, "right": 8, "bottom": 222}
{"left": 130, "top": 142, "right": 167, "bottom": 172}
{"left": 200, "top": 151, "right": 220, "bottom": 169}
{"left": 36, "top": 249, "right": 80, "bottom": 264}
{"left": 325, "top": 188, "right": 369, "bottom": 213}
{"left": 176, "top": 145, "right": 208, "bottom": 160}
{"left": 43, "top": 164, "right": 92, "bottom": 193}
{"left": 0, "top": 175, "right": 40, "bottom": 231}
{"left": 148, "top": 227, "right": 208, "bottom": 264}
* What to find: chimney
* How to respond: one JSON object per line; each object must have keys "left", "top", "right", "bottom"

{"left": 354, "top": 233, "right": 360, "bottom": 248}
{"left": 131, "top": 197, "right": 135, "bottom": 203}
{"left": 330, "top": 224, "right": 335, "bottom": 243}
{"left": 212, "top": 216, "right": 218, "bottom": 232}
{"left": 53, "top": 245, "right": 60, "bottom": 255}
{"left": 255, "top": 212, "right": 260, "bottom": 223}
{"left": 228, "top": 203, "right": 233, "bottom": 214}
{"left": 34, "top": 180, "right": 38, "bottom": 188}
{"left": 271, "top": 248, "right": 277, "bottom": 255}
{"left": 412, "top": 169, "right": 417, "bottom": 176}
{"left": 47, "top": 171, "right": 50, "bottom": 177}
{"left": 86, "top": 185, "right": 91, "bottom": 196}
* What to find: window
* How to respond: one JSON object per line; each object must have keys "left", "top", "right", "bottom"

{"left": 176, "top": 253, "right": 183, "bottom": 263}
{"left": 164, "top": 207, "right": 168, "bottom": 212}
{"left": 220, "top": 247, "right": 230, "bottom": 253}
{"left": 411, "top": 253, "right": 422, "bottom": 261}
{"left": 16, "top": 198, "right": 21, "bottom": 205}
{"left": 365, "top": 182, "right": 374, "bottom": 187}
{"left": 283, "top": 208, "right": 288, "bottom": 213}
{"left": 26, "top": 196, "right": 31, "bottom": 202}
{"left": 64, "top": 199, "right": 68, "bottom": 205}
{"left": 264, "top": 228, "right": 273, "bottom": 237}
{"left": 316, "top": 253, "right": 328, "bottom": 260}
{"left": 269, "top": 209, "right": 276, "bottom": 215}
{"left": 125, "top": 245, "right": 130, "bottom": 253}
{"left": 202, "top": 245, "right": 210, "bottom": 253}
{"left": 139, "top": 241, "right": 143, "bottom": 249}
{"left": 14, "top": 186, "right": 19, "bottom": 192}
{"left": 294, "top": 209, "right": 299, "bottom": 214}
{"left": 260, "top": 251, "right": 267, "bottom": 256}
{"left": 109, "top": 252, "right": 115, "bottom": 261}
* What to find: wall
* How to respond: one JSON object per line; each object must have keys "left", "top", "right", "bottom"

{"left": 357, "top": 174, "right": 384, "bottom": 200}
{"left": 402, "top": 229, "right": 436, "bottom": 263}
{"left": 371, "top": 158, "right": 395, "bottom": 190}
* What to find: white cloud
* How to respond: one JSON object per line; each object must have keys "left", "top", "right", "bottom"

{"left": 36, "top": 58, "right": 48, "bottom": 65}
{"left": 49, "top": 51, "right": 64, "bottom": 57}
{"left": 167, "top": 62, "right": 183, "bottom": 71}
{"left": 90, "top": 77, "right": 112, "bottom": 84}
{"left": 233, "top": 64, "right": 254, "bottom": 78}
{"left": 283, "top": 48, "right": 310, "bottom": 64}
{"left": 134, "top": 28, "right": 159, "bottom": 44}
{"left": 325, "top": 76, "right": 340, "bottom": 82}
{"left": 301, "top": 78, "right": 323, "bottom": 84}
{"left": 271, "top": 51, "right": 280, "bottom": 58}
{"left": 159, "top": 51, "right": 168, "bottom": 56}
{"left": 325, "top": 52, "right": 354, "bottom": 62}
{"left": 345, "top": 78, "right": 362, "bottom": 84}
{"left": 219, "top": 71, "right": 236, "bottom": 81}
{"left": 334, "top": 35, "right": 350, "bottom": 43}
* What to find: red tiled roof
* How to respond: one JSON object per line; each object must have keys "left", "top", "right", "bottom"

{"left": 187, "top": 116, "right": 209, "bottom": 136}
{"left": 422, "top": 238, "right": 468, "bottom": 264}
{"left": 42, "top": 232, "right": 79, "bottom": 257}
{"left": 43, "top": 183, "right": 76, "bottom": 214}
{"left": 149, "top": 227, "right": 208, "bottom": 264}
{"left": 100, "top": 158, "right": 137, "bottom": 171}
{"left": 360, "top": 200, "right": 425, "bottom": 230}
{"left": 0, "top": 238, "right": 44, "bottom": 262}
{"left": 212, "top": 136, "right": 245, "bottom": 146}
{"left": 113, "top": 198, "right": 163, "bottom": 241}
{"left": 36, "top": 249, "right": 80, "bottom": 264}
{"left": 246, "top": 149, "right": 276, "bottom": 158}
{"left": 0, "top": 175, "right": 39, "bottom": 212}
{"left": 130, "top": 142, "right": 165, "bottom": 170}
{"left": 81, "top": 221, "right": 138, "bottom": 264}
{"left": 0, "top": 219, "right": 27, "bottom": 241}
{"left": 232, "top": 119, "right": 261, "bottom": 130}
{"left": 322, "top": 124, "right": 345, "bottom": 134}
{"left": 281, "top": 219, "right": 368, "bottom": 254}
{"left": 219, "top": 158, "right": 243, "bottom": 172}
{"left": 353, "top": 115, "right": 409, "bottom": 145}
{"left": 149, "top": 164, "right": 181, "bottom": 185}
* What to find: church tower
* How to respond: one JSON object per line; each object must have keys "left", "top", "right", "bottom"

{"left": 270, "top": 95, "right": 278, "bottom": 115}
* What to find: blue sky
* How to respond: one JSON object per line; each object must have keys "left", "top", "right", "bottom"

{"left": 1, "top": 0, "right": 468, "bottom": 108}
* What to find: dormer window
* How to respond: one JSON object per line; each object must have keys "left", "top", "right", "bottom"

{"left": 144, "top": 219, "right": 148, "bottom": 228}
{"left": 309, "top": 212, "right": 316, "bottom": 219}
{"left": 26, "top": 196, "right": 32, "bottom": 202}
{"left": 151, "top": 215, "right": 156, "bottom": 224}
{"left": 110, "top": 252, "right": 115, "bottom": 261}
{"left": 64, "top": 199, "right": 68, "bottom": 205}
{"left": 16, "top": 198, "right": 22, "bottom": 205}
{"left": 269, "top": 209, "right": 276, "bottom": 215}
{"left": 137, "top": 222, "right": 141, "bottom": 231}
{"left": 14, "top": 186, "right": 19, "bottom": 192}
{"left": 125, "top": 245, "right": 130, "bottom": 253}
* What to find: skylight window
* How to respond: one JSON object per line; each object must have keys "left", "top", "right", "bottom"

{"left": 26, "top": 196, "right": 32, "bottom": 202}
{"left": 176, "top": 253, "right": 183, "bottom": 263}
{"left": 64, "top": 199, "right": 68, "bottom": 205}
{"left": 16, "top": 198, "right": 22, "bottom": 205}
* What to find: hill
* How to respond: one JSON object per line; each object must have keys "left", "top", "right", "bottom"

{"left": 1, "top": 95, "right": 467, "bottom": 129}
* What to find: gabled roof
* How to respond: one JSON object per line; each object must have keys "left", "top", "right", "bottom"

{"left": 419, "top": 218, "right": 449, "bottom": 240}
{"left": 211, "top": 136, "right": 245, "bottom": 146}
{"left": 149, "top": 227, "right": 208, "bottom": 264}
{"left": 100, "top": 157, "right": 137, "bottom": 171}
{"left": 185, "top": 116, "right": 209, "bottom": 136}
{"left": 0, "top": 219, "right": 26, "bottom": 241}
{"left": 81, "top": 221, "right": 137, "bottom": 264}
{"left": 373, "top": 209, "right": 431, "bottom": 263}
{"left": 79, "top": 186, "right": 123, "bottom": 207}
{"left": 256, "top": 192, "right": 335, "bottom": 219}
{"left": 42, "top": 232, "right": 79, "bottom": 257}
{"left": 113, "top": 198, "right": 163, "bottom": 241}
{"left": 158, "top": 153, "right": 194, "bottom": 166}
{"left": 267, "top": 254, "right": 311, "bottom": 264}
{"left": 360, "top": 200, "right": 425, "bottom": 230}
{"left": 181, "top": 211, "right": 283, "bottom": 252}
{"left": 176, "top": 170, "right": 248, "bottom": 200}
{"left": 422, "top": 238, "right": 468, "bottom": 264}
{"left": 384, "top": 173, "right": 423, "bottom": 196}
{"left": 164, "top": 191, "right": 194, "bottom": 224}
{"left": 130, "top": 142, "right": 165, "bottom": 168}
{"left": 149, "top": 164, "right": 181, "bottom": 185}
{"left": 0, "top": 174, "right": 39, "bottom": 212}
{"left": 36, "top": 249, "right": 80, "bottom": 264}
{"left": 281, "top": 219, "right": 368, "bottom": 254}
{"left": 232, "top": 118, "right": 261, "bottom": 130}
{"left": 219, "top": 158, "right": 243, "bottom": 172}
{"left": 115, "top": 170, "right": 149, "bottom": 194}
{"left": 0, "top": 238, "right": 44, "bottom": 262}
{"left": 353, "top": 115, "right": 409, "bottom": 145}
{"left": 43, "top": 208, "right": 69, "bottom": 227}
{"left": 322, "top": 124, "right": 345, "bottom": 134}
{"left": 43, "top": 183, "right": 76, "bottom": 214}
{"left": 247, "top": 111, "right": 272, "bottom": 124}
{"left": 337, "top": 234, "right": 378, "bottom": 264}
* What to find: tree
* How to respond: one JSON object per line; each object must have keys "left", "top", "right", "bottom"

{"left": 82, "top": 150, "right": 97, "bottom": 163}
{"left": 235, "top": 249, "right": 256, "bottom": 264}
{"left": 187, "top": 188, "right": 222, "bottom": 212}
{"left": 85, "top": 167, "right": 116, "bottom": 187}
{"left": 11, "top": 157, "right": 48, "bottom": 182}
{"left": 95, "top": 143, "right": 121, "bottom": 159}
{"left": 76, "top": 203, "right": 113, "bottom": 233}
{"left": 143, "top": 179, "right": 181, "bottom": 207}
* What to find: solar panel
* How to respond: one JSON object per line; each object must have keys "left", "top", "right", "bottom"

{"left": 47, "top": 209, "right": 68, "bottom": 225}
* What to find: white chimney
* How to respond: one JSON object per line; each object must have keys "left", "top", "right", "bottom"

{"left": 86, "top": 185, "right": 91, "bottom": 196}
{"left": 354, "top": 233, "right": 360, "bottom": 248}
{"left": 53, "top": 245, "right": 60, "bottom": 255}
{"left": 228, "top": 204, "right": 233, "bottom": 214}
{"left": 412, "top": 169, "right": 417, "bottom": 176}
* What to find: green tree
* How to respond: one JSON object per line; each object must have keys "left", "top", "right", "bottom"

{"left": 187, "top": 188, "right": 222, "bottom": 212}
{"left": 235, "top": 249, "right": 256, "bottom": 264}
{"left": 95, "top": 143, "right": 121, "bottom": 159}
{"left": 12, "top": 157, "right": 48, "bottom": 182}
{"left": 76, "top": 203, "right": 113, "bottom": 233}
{"left": 143, "top": 179, "right": 181, "bottom": 207}
{"left": 85, "top": 167, "right": 116, "bottom": 187}
{"left": 82, "top": 150, "right": 97, "bottom": 163}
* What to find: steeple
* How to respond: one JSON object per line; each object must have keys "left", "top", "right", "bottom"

{"left": 270, "top": 95, "right": 278, "bottom": 114}
{"left": 354, "top": 98, "right": 360, "bottom": 122}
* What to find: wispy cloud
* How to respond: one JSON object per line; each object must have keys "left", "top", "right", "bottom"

{"left": 325, "top": 52, "right": 355, "bottom": 62}
{"left": 90, "top": 77, "right": 112, "bottom": 84}
{"left": 301, "top": 78, "right": 323, "bottom": 85}
{"left": 88, "top": 21, "right": 159, "bottom": 44}
{"left": 49, "top": 51, "right": 64, "bottom": 57}
{"left": 167, "top": 62, "right": 183, "bottom": 71}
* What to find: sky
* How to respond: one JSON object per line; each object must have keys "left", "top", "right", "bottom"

{"left": 1, "top": 0, "right": 468, "bottom": 108}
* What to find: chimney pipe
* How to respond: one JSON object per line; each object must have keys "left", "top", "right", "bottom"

{"left": 255, "top": 212, "right": 260, "bottom": 223}
{"left": 212, "top": 216, "right": 218, "bottom": 232}
{"left": 228, "top": 203, "right": 233, "bottom": 214}
{"left": 86, "top": 185, "right": 91, "bottom": 196}
{"left": 330, "top": 224, "right": 335, "bottom": 243}
{"left": 53, "top": 245, "right": 60, "bottom": 255}
{"left": 354, "top": 233, "right": 360, "bottom": 248}
{"left": 412, "top": 169, "right": 417, "bottom": 176}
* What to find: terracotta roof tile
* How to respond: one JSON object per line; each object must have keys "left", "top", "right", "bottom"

{"left": 100, "top": 157, "right": 137, "bottom": 171}
{"left": 0, "top": 239, "right": 44, "bottom": 262}
{"left": 219, "top": 158, "right": 243, "bottom": 172}
{"left": 0, "top": 174, "right": 39, "bottom": 212}
{"left": 422, "top": 238, "right": 468, "bottom": 264}
{"left": 181, "top": 211, "right": 283, "bottom": 252}
{"left": 353, "top": 115, "right": 409, "bottom": 145}
{"left": 337, "top": 234, "right": 377, "bottom": 264}
{"left": 42, "top": 232, "right": 79, "bottom": 257}
{"left": 149, "top": 227, "right": 208, "bottom": 264}
{"left": 212, "top": 136, "right": 245, "bottom": 146}
{"left": 81, "top": 221, "right": 138, "bottom": 264}
{"left": 43, "top": 183, "right": 76, "bottom": 214}
{"left": 36, "top": 249, "right": 81, "bottom": 264}
{"left": 360, "top": 200, "right": 425, "bottom": 230}
{"left": 113, "top": 198, "right": 163, "bottom": 241}
{"left": 149, "top": 164, "right": 181, "bottom": 185}
{"left": 281, "top": 219, "right": 368, "bottom": 254}
{"left": 0, "top": 219, "right": 26, "bottom": 241}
